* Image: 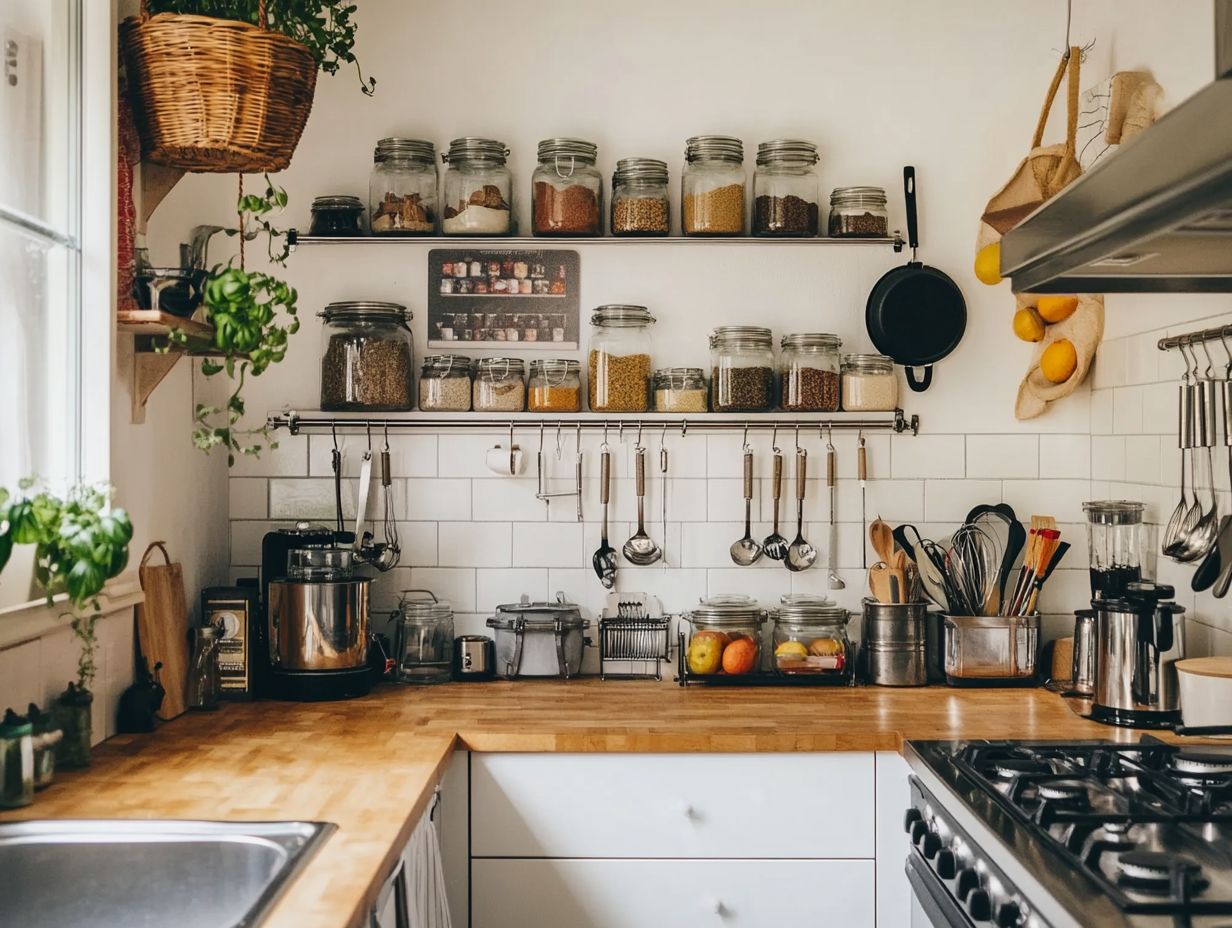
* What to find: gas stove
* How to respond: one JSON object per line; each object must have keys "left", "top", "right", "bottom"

{"left": 906, "top": 737, "right": 1232, "bottom": 928}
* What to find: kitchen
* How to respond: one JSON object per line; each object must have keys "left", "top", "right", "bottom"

{"left": 2, "top": 0, "right": 1232, "bottom": 926}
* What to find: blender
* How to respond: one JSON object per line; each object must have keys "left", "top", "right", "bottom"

{"left": 1083, "top": 500, "right": 1148, "bottom": 599}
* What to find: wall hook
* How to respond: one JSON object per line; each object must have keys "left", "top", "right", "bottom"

{"left": 742, "top": 421, "right": 751, "bottom": 453}
{"left": 771, "top": 422, "right": 780, "bottom": 454}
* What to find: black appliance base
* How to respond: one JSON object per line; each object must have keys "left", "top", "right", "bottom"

{"left": 1090, "top": 703, "right": 1181, "bottom": 729}
{"left": 267, "top": 667, "right": 373, "bottom": 701}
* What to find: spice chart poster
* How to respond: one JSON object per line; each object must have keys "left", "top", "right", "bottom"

{"left": 427, "top": 249, "right": 580, "bottom": 349}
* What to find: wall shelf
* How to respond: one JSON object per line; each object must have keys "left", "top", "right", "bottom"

{"left": 287, "top": 230, "right": 905, "bottom": 250}
{"left": 118, "top": 310, "right": 217, "bottom": 421}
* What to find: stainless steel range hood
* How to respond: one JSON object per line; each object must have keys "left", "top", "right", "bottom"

{"left": 1001, "top": 1, "right": 1232, "bottom": 293}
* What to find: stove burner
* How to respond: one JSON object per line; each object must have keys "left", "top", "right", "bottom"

{"left": 1174, "top": 750, "right": 1232, "bottom": 776}
{"left": 1116, "top": 849, "right": 1208, "bottom": 895}
{"left": 994, "top": 758, "right": 1048, "bottom": 778}
{"left": 1037, "top": 779, "right": 1090, "bottom": 803}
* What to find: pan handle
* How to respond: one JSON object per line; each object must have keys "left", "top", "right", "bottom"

{"left": 905, "top": 364, "right": 932, "bottom": 392}
{"left": 904, "top": 166, "right": 919, "bottom": 257}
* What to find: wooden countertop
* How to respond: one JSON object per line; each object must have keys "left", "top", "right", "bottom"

{"left": 0, "top": 681, "right": 1178, "bottom": 928}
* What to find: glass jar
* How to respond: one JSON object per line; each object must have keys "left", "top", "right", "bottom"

{"left": 1083, "top": 500, "right": 1147, "bottom": 600}
{"left": 753, "top": 140, "right": 820, "bottom": 236}
{"left": 394, "top": 590, "right": 454, "bottom": 685}
{"left": 780, "top": 333, "right": 841, "bottom": 411}
{"left": 828, "top": 186, "right": 889, "bottom": 238}
{"left": 682, "top": 135, "right": 745, "bottom": 235}
{"left": 441, "top": 137, "right": 512, "bottom": 235}
{"left": 588, "top": 304, "right": 655, "bottom": 412}
{"left": 610, "top": 158, "right": 670, "bottom": 236}
{"left": 532, "top": 138, "right": 602, "bottom": 236}
{"left": 419, "top": 355, "right": 472, "bottom": 411}
{"left": 187, "top": 626, "right": 221, "bottom": 710}
{"left": 710, "top": 326, "right": 775, "bottom": 412}
{"left": 309, "top": 195, "right": 365, "bottom": 236}
{"left": 684, "top": 594, "right": 766, "bottom": 676}
{"left": 320, "top": 301, "right": 414, "bottom": 411}
{"left": 529, "top": 359, "right": 582, "bottom": 412}
{"left": 771, "top": 594, "right": 851, "bottom": 675}
{"left": 654, "top": 367, "right": 708, "bottom": 412}
{"left": 841, "top": 353, "right": 899, "bottom": 411}
{"left": 369, "top": 138, "right": 437, "bottom": 235}
{"left": 473, "top": 357, "right": 526, "bottom": 411}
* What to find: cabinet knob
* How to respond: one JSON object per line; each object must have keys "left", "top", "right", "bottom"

{"left": 935, "top": 848, "right": 957, "bottom": 880}
{"left": 996, "top": 901, "right": 1023, "bottom": 927}
{"left": 967, "top": 888, "right": 992, "bottom": 922}
{"left": 956, "top": 867, "right": 981, "bottom": 902}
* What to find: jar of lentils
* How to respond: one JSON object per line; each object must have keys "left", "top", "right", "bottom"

{"left": 610, "top": 158, "right": 670, "bottom": 236}
{"left": 753, "top": 140, "right": 820, "bottom": 236}
{"left": 473, "top": 357, "right": 526, "bottom": 411}
{"left": 780, "top": 333, "right": 841, "bottom": 411}
{"left": 369, "top": 138, "right": 437, "bottom": 235}
{"left": 828, "top": 186, "right": 889, "bottom": 238}
{"left": 588, "top": 304, "right": 655, "bottom": 412}
{"left": 841, "top": 354, "right": 899, "bottom": 411}
{"left": 528, "top": 359, "right": 582, "bottom": 412}
{"left": 441, "top": 138, "right": 513, "bottom": 235}
{"left": 654, "top": 367, "right": 708, "bottom": 412}
{"left": 532, "top": 138, "right": 602, "bottom": 236}
{"left": 419, "top": 355, "right": 472, "bottom": 411}
{"left": 682, "top": 135, "right": 745, "bottom": 236}
{"left": 320, "top": 302, "right": 414, "bottom": 411}
{"left": 710, "top": 326, "right": 775, "bottom": 412}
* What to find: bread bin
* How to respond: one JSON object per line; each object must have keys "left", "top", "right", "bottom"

{"left": 1176, "top": 657, "right": 1232, "bottom": 729}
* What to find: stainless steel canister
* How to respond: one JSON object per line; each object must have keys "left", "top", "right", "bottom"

{"left": 1071, "top": 609, "right": 1097, "bottom": 696}
{"left": 267, "top": 579, "right": 371, "bottom": 671}
{"left": 861, "top": 600, "right": 929, "bottom": 686}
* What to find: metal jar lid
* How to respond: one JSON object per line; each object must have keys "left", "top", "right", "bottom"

{"left": 374, "top": 138, "right": 435, "bottom": 164}
{"left": 320, "top": 301, "right": 412, "bottom": 326}
{"left": 311, "top": 195, "right": 365, "bottom": 211}
{"left": 710, "top": 325, "right": 773, "bottom": 350}
{"left": 842, "top": 353, "right": 895, "bottom": 373}
{"left": 613, "top": 157, "right": 670, "bottom": 185}
{"left": 422, "top": 355, "right": 471, "bottom": 374}
{"left": 653, "top": 366, "right": 706, "bottom": 387}
{"left": 489, "top": 592, "right": 587, "bottom": 630}
{"left": 529, "top": 358, "right": 580, "bottom": 376}
{"left": 781, "top": 333, "right": 841, "bottom": 350}
{"left": 688, "top": 594, "right": 766, "bottom": 625}
{"left": 756, "top": 139, "right": 819, "bottom": 167}
{"left": 685, "top": 135, "right": 744, "bottom": 164}
{"left": 1083, "top": 500, "right": 1145, "bottom": 525}
{"left": 443, "top": 137, "right": 509, "bottom": 165}
{"left": 591, "top": 304, "right": 656, "bottom": 328}
{"left": 537, "top": 138, "right": 598, "bottom": 165}
{"left": 396, "top": 589, "right": 453, "bottom": 621}
{"left": 830, "top": 186, "right": 887, "bottom": 207}
{"left": 773, "top": 594, "right": 850, "bottom": 628}
{"left": 474, "top": 356, "right": 526, "bottom": 378}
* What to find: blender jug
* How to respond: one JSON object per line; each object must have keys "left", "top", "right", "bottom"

{"left": 1083, "top": 500, "right": 1147, "bottom": 600}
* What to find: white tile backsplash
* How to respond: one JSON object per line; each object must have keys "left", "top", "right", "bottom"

{"left": 229, "top": 478, "right": 268, "bottom": 520}
{"left": 439, "top": 522, "right": 511, "bottom": 567}
{"left": 1038, "top": 435, "right": 1090, "bottom": 480}
{"left": 965, "top": 435, "right": 1039, "bottom": 480}
{"left": 890, "top": 434, "right": 965, "bottom": 479}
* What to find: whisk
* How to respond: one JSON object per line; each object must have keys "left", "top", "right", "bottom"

{"left": 944, "top": 524, "right": 1000, "bottom": 616}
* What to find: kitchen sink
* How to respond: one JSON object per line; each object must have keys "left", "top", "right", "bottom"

{"left": 0, "top": 818, "right": 336, "bottom": 928}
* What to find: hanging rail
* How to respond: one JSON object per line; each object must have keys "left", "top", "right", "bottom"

{"left": 1158, "top": 324, "right": 1232, "bottom": 351}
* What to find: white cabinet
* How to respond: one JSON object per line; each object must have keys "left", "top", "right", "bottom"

{"left": 876, "top": 751, "right": 912, "bottom": 928}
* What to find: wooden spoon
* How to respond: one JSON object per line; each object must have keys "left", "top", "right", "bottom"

{"left": 869, "top": 519, "right": 896, "bottom": 566}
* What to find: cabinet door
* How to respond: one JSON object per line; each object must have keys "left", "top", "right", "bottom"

{"left": 472, "top": 859, "right": 876, "bottom": 928}
{"left": 471, "top": 752, "right": 875, "bottom": 859}
{"left": 876, "top": 751, "right": 912, "bottom": 928}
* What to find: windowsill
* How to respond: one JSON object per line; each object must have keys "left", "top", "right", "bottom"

{"left": 0, "top": 575, "right": 145, "bottom": 650}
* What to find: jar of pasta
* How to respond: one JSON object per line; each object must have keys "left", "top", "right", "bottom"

{"left": 588, "top": 305, "right": 655, "bottom": 412}
{"left": 682, "top": 135, "right": 745, "bottom": 236}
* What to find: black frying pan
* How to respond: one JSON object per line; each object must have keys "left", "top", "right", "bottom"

{"left": 866, "top": 166, "right": 966, "bottom": 393}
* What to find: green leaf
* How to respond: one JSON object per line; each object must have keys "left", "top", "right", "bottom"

{"left": 0, "top": 531, "right": 11, "bottom": 573}
{"left": 65, "top": 558, "right": 105, "bottom": 608}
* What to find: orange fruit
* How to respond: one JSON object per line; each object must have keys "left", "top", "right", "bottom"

{"left": 721, "top": 637, "right": 758, "bottom": 675}
{"left": 1040, "top": 339, "right": 1078, "bottom": 384}
{"left": 1037, "top": 295, "right": 1079, "bottom": 323}
{"left": 1012, "top": 307, "right": 1046, "bottom": 342}
{"left": 974, "top": 242, "right": 1002, "bottom": 285}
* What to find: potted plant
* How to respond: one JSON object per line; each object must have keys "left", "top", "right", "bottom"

{"left": 0, "top": 482, "right": 134, "bottom": 768}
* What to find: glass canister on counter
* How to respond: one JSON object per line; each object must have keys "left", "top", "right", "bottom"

{"left": 419, "top": 355, "right": 472, "bottom": 411}
{"left": 588, "top": 304, "right": 655, "bottom": 412}
{"left": 779, "top": 333, "right": 841, "bottom": 411}
{"left": 710, "top": 326, "right": 775, "bottom": 412}
{"left": 394, "top": 590, "right": 454, "bottom": 685}
{"left": 309, "top": 195, "right": 365, "bottom": 236}
{"left": 610, "top": 158, "right": 670, "bottom": 236}
{"left": 752, "top": 140, "right": 820, "bottom": 236}
{"left": 771, "top": 595, "right": 851, "bottom": 675}
{"left": 840, "top": 353, "right": 899, "bottom": 411}
{"left": 682, "top": 135, "right": 745, "bottom": 236}
{"left": 187, "top": 625, "right": 221, "bottom": 711}
{"left": 369, "top": 138, "right": 437, "bottom": 235}
{"left": 653, "top": 367, "right": 708, "bottom": 412}
{"left": 441, "top": 137, "right": 513, "bottom": 235}
{"left": 320, "top": 301, "right": 414, "bottom": 411}
{"left": 528, "top": 359, "right": 582, "bottom": 412}
{"left": 532, "top": 138, "right": 602, "bottom": 236}
{"left": 473, "top": 357, "right": 526, "bottom": 412}
{"left": 684, "top": 595, "right": 766, "bottom": 676}
{"left": 828, "top": 186, "right": 889, "bottom": 238}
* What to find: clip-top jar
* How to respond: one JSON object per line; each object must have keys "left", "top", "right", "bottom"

{"left": 682, "top": 135, "right": 745, "bottom": 236}
{"left": 441, "top": 138, "right": 512, "bottom": 235}
{"left": 772, "top": 595, "right": 850, "bottom": 675}
{"left": 780, "top": 333, "right": 840, "bottom": 411}
{"left": 753, "top": 140, "right": 820, "bottom": 236}
{"left": 685, "top": 594, "right": 766, "bottom": 675}
{"left": 533, "top": 138, "right": 602, "bottom": 236}
{"left": 828, "top": 186, "right": 888, "bottom": 238}
{"left": 369, "top": 138, "right": 437, "bottom": 235}
{"left": 840, "top": 353, "right": 898, "bottom": 411}
{"left": 710, "top": 326, "right": 775, "bottom": 412}
{"left": 419, "top": 355, "right": 472, "bottom": 411}
{"left": 654, "top": 367, "right": 708, "bottom": 412}
{"left": 529, "top": 359, "right": 582, "bottom": 412}
{"left": 320, "top": 301, "right": 414, "bottom": 411}
{"left": 473, "top": 357, "right": 526, "bottom": 411}
{"left": 588, "top": 304, "right": 655, "bottom": 412}
{"left": 611, "top": 158, "right": 670, "bottom": 236}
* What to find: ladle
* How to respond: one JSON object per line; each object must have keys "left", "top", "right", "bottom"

{"left": 730, "top": 444, "right": 763, "bottom": 566}
{"left": 786, "top": 448, "right": 817, "bottom": 572}
{"left": 623, "top": 445, "right": 662, "bottom": 566}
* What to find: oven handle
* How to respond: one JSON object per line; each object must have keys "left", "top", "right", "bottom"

{"left": 906, "top": 853, "right": 974, "bottom": 928}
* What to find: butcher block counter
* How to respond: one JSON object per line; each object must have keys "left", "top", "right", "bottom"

{"left": 0, "top": 681, "right": 1160, "bottom": 928}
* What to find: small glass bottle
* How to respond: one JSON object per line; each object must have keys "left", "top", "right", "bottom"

{"left": 588, "top": 305, "right": 655, "bottom": 412}
{"left": 840, "top": 353, "right": 899, "bottom": 411}
{"left": 828, "top": 186, "right": 889, "bottom": 237}
{"left": 0, "top": 710, "right": 33, "bottom": 808}
{"left": 419, "top": 355, "right": 472, "bottom": 411}
{"left": 441, "top": 137, "right": 513, "bottom": 235}
{"left": 753, "top": 140, "right": 820, "bottom": 236}
{"left": 369, "top": 138, "right": 437, "bottom": 235}
{"left": 682, "top": 135, "right": 746, "bottom": 235}
{"left": 654, "top": 367, "right": 708, "bottom": 412}
{"left": 610, "top": 158, "right": 670, "bottom": 236}
{"left": 187, "top": 626, "right": 221, "bottom": 711}
{"left": 473, "top": 357, "right": 526, "bottom": 411}
{"left": 710, "top": 326, "right": 775, "bottom": 412}
{"left": 528, "top": 359, "right": 582, "bottom": 412}
{"left": 532, "top": 138, "right": 602, "bottom": 236}
{"left": 780, "top": 333, "right": 841, "bottom": 411}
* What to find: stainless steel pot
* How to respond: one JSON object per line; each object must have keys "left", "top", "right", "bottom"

{"left": 267, "top": 578, "right": 370, "bottom": 671}
{"left": 1092, "top": 582, "right": 1186, "bottom": 728}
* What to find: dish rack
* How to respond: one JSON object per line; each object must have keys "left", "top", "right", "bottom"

{"left": 675, "top": 632, "right": 856, "bottom": 687}
{"left": 598, "top": 593, "right": 672, "bottom": 680}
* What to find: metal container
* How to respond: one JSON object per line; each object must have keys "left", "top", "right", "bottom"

{"left": 453, "top": 635, "right": 495, "bottom": 681}
{"left": 942, "top": 613, "right": 1039, "bottom": 686}
{"left": 861, "top": 600, "right": 929, "bottom": 687}
{"left": 1071, "top": 609, "right": 1097, "bottom": 696}
{"left": 487, "top": 593, "right": 590, "bottom": 679}
{"left": 1092, "top": 582, "right": 1186, "bottom": 728}
{"left": 267, "top": 579, "right": 371, "bottom": 672}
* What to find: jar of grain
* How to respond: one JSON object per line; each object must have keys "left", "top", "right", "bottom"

{"left": 779, "top": 333, "right": 841, "bottom": 411}
{"left": 654, "top": 367, "right": 708, "bottom": 412}
{"left": 528, "top": 358, "right": 582, "bottom": 412}
{"left": 610, "top": 158, "right": 670, "bottom": 236}
{"left": 310, "top": 195, "right": 365, "bottom": 236}
{"left": 473, "top": 357, "right": 526, "bottom": 411}
{"left": 320, "top": 302, "right": 414, "bottom": 411}
{"left": 532, "top": 138, "right": 602, "bottom": 236}
{"left": 369, "top": 138, "right": 437, "bottom": 235}
{"left": 753, "top": 140, "right": 820, "bottom": 237}
{"left": 841, "top": 354, "right": 899, "bottom": 411}
{"left": 682, "top": 135, "right": 745, "bottom": 236}
{"left": 419, "top": 355, "right": 472, "bottom": 411}
{"left": 441, "top": 138, "right": 512, "bottom": 236}
{"left": 710, "top": 326, "right": 775, "bottom": 412}
{"left": 588, "top": 304, "right": 655, "bottom": 412}
{"left": 828, "top": 186, "right": 889, "bottom": 238}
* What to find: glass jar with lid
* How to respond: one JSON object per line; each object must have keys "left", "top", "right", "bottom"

{"left": 753, "top": 140, "right": 820, "bottom": 236}
{"left": 653, "top": 367, "right": 708, "bottom": 412}
{"left": 419, "top": 355, "right": 472, "bottom": 411}
{"left": 473, "top": 357, "right": 526, "bottom": 411}
{"left": 532, "top": 138, "right": 602, "bottom": 236}
{"left": 369, "top": 138, "right": 437, "bottom": 235}
{"left": 710, "top": 326, "right": 775, "bottom": 412}
{"left": 611, "top": 158, "right": 670, "bottom": 236}
{"left": 771, "top": 594, "right": 851, "bottom": 675}
{"left": 684, "top": 594, "right": 766, "bottom": 676}
{"left": 441, "top": 137, "right": 512, "bottom": 235}
{"left": 528, "top": 359, "right": 582, "bottom": 412}
{"left": 840, "top": 353, "right": 899, "bottom": 411}
{"left": 588, "top": 304, "right": 655, "bottom": 412}
{"left": 828, "top": 186, "right": 889, "bottom": 238}
{"left": 310, "top": 195, "right": 365, "bottom": 236}
{"left": 320, "top": 301, "right": 414, "bottom": 411}
{"left": 780, "top": 333, "right": 841, "bottom": 411}
{"left": 682, "top": 135, "right": 745, "bottom": 236}
{"left": 393, "top": 590, "right": 454, "bottom": 685}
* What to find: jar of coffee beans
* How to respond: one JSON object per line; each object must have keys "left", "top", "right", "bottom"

{"left": 369, "top": 138, "right": 437, "bottom": 235}
{"left": 419, "top": 355, "right": 472, "bottom": 411}
{"left": 654, "top": 367, "right": 708, "bottom": 412}
{"left": 841, "top": 354, "right": 899, "bottom": 411}
{"left": 588, "top": 304, "right": 655, "bottom": 412}
{"left": 473, "top": 357, "right": 526, "bottom": 412}
{"left": 710, "top": 326, "right": 775, "bottom": 412}
{"left": 529, "top": 358, "right": 582, "bottom": 412}
{"left": 780, "top": 333, "right": 841, "bottom": 411}
{"left": 828, "top": 186, "right": 889, "bottom": 238}
{"left": 682, "top": 136, "right": 745, "bottom": 236}
{"left": 320, "top": 302, "right": 415, "bottom": 411}
{"left": 533, "top": 138, "right": 603, "bottom": 236}
{"left": 753, "top": 140, "right": 820, "bottom": 237}
{"left": 611, "top": 158, "right": 670, "bottom": 236}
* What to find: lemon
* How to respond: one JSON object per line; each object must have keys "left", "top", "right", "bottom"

{"left": 1040, "top": 339, "right": 1078, "bottom": 384}
{"left": 974, "top": 242, "right": 1002, "bottom": 285}
{"left": 1013, "top": 307, "right": 1046, "bottom": 342}
{"left": 1037, "top": 295, "right": 1079, "bottom": 323}
{"left": 775, "top": 641, "right": 809, "bottom": 660}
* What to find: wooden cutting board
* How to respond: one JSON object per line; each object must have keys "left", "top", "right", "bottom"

{"left": 136, "top": 542, "right": 190, "bottom": 720}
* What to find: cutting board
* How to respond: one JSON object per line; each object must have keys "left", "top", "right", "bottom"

{"left": 136, "top": 542, "right": 190, "bottom": 720}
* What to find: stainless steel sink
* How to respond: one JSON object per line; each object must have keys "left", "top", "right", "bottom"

{"left": 0, "top": 819, "right": 336, "bottom": 928}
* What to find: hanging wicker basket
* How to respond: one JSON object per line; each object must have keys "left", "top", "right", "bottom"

{"left": 119, "top": 0, "right": 318, "bottom": 173}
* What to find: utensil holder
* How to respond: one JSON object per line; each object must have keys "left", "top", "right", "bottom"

{"left": 860, "top": 599, "right": 929, "bottom": 686}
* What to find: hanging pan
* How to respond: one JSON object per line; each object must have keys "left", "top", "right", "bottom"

{"left": 866, "top": 166, "right": 967, "bottom": 392}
